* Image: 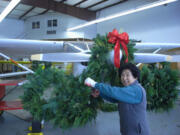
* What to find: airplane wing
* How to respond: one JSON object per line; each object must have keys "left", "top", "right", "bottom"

{"left": 0, "top": 39, "right": 64, "bottom": 58}
{"left": 0, "top": 38, "right": 180, "bottom": 58}
{"left": 135, "top": 42, "right": 180, "bottom": 50}
{"left": 31, "top": 53, "right": 90, "bottom": 62}
{"left": 134, "top": 53, "right": 172, "bottom": 63}
{"left": 30, "top": 52, "right": 174, "bottom": 63}
{"left": 0, "top": 38, "right": 180, "bottom": 63}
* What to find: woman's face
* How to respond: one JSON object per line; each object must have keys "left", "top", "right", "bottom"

{"left": 121, "top": 69, "right": 137, "bottom": 86}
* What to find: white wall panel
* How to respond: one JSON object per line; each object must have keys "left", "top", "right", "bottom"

{"left": 97, "top": 0, "right": 180, "bottom": 43}
{"left": 0, "top": 18, "right": 25, "bottom": 39}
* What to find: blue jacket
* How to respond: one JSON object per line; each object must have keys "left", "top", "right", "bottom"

{"left": 94, "top": 81, "right": 142, "bottom": 104}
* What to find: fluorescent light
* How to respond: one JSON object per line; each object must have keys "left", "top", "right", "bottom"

{"left": 67, "top": 0, "right": 177, "bottom": 31}
{"left": 0, "top": 0, "right": 21, "bottom": 22}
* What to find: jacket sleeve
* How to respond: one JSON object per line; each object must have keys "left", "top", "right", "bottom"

{"left": 100, "top": 92, "right": 118, "bottom": 103}
{"left": 94, "top": 83, "right": 142, "bottom": 104}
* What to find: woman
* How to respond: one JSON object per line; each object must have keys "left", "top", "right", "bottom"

{"left": 84, "top": 63, "right": 150, "bottom": 135}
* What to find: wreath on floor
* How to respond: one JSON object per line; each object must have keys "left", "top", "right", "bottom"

{"left": 21, "top": 29, "right": 136, "bottom": 129}
{"left": 140, "top": 63, "right": 179, "bottom": 112}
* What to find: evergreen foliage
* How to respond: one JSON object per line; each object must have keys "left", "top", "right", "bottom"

{"left": 21, "top": 33, "right": 179, "bottom": 130}
{"left": 21, "top": 34, "right": 136, "bottom": 129}
{"left": 22, "top": 65, "right": 98, "bottom": 129}
{"left": 140, "top": 63, "right": 179, "bottom": 111}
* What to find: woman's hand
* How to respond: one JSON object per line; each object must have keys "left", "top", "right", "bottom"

{"left": 91, "top": 89, "right": 100, "bottom": 98}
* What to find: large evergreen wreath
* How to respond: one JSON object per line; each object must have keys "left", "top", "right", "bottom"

{"left": 21, "top": 30, "right": 136, "bottom": 129}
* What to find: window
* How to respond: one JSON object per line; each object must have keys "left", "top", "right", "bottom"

{"left": 36, "top": 22, "right": 40, "bottom": 28}
{"left": 48, "top": 20, "right": 52, "bottom": 27}
{"left": 32, "top": 22, "right": 35, "bottom": 29}
{"left": 32, "top": 21, "right": 40, "bottom": 29}
{"left": 53, "top": 19, "right": 57, "bottom": 27}
{"left": 47, "top": 30, "right": 56, "bottom": 34}
{"left": 47, "top": 19, "right": 58, "bottom": 27}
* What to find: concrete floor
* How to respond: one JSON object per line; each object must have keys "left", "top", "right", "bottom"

{"left": 0, "top": 86, "right": 180, "bottom": 135}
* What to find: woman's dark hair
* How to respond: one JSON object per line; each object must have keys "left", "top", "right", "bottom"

{"left": 118, "top": 63, "right": 140, "bottom": 81}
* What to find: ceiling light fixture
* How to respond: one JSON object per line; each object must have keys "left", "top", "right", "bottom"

{"left": 0, "top": 0, "right": 21, "bottom": 22}
{"left": 67, "top": 0, "right": 177, "bottom": 31}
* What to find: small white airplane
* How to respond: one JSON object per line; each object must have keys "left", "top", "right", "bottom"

{"left": 0, "top": 38, "right": 180, "bottom": 78}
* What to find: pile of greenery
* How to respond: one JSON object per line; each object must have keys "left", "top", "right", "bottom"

{"left": 140, "top": 63, "right": 179, "bottom": 111}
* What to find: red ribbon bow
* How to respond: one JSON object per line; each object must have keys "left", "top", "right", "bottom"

{"left": 107, "top": 29, "right": 129, "bottom": 68}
